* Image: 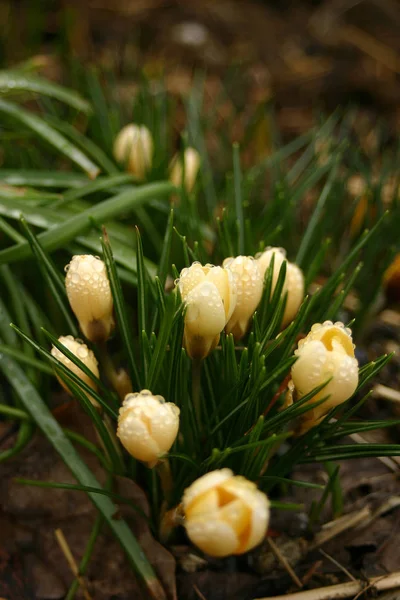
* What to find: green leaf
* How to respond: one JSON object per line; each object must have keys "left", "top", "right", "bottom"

{"left": 0, "top": 181, "right": 174, "bottom": 266}
{"left": 0, "top": 343, "right": 52, "bottom": 374}
{"left": 45, "top": 114, "right": 119, "bottom": 176}
{"left": 101, "top": 232, "right": 140, "bottom": 388}
{"left": 0, "top": 351, "right": 165, "bottom": 600}
{"left": 55, "top": 174, "right": 134, "bottom": 205}
{"left": 158, "top": 209, "right": 174, "bottom": 287}
{"left": 12, "top": 324, "right": 118, "bottom": 420}
{"left": 0, "top": 70, "right": 92, "bottom": 113}
{"left": 0, "top": 98, "right": 100, "bottom": 178}
{"left": 0, "top": 169, "right": 89, "bottom": 188}
{"left": 296, "top": 154, "right": 341, "bottom": 267}
{"left": 19, "top": 217, "right": 78, "bottom": 336}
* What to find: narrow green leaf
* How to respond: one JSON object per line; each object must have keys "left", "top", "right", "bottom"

{"left": 0, "top": 169, "right": 89, "bottom": 188}
{"left": 136, "top": 227, "right": 148, "bottom": 342}
{"left": 296, "top": 155, "right": 341, "bottom": 266}
{"left": 0, "top": 181, "right": 174, "bottom": 265}
{"left": 0, "top": 352, "right": 165, "bottom": 599}
{"left": 101, "top": 232, "right": 140, "bottom": 388}
{"left": 11, "top": 324, "right": 118, "bottom": 420}
{"left": 0, "top": 70, "right": 91, "bottom": 113}
{"left": 19, "top": 217, "right": 78, "bottom": 336}
{"left": 0, "top": 98, "right": 100, "bottom": 178}
{"left": 158, "top": 209, "right": 174, "bottom": 287}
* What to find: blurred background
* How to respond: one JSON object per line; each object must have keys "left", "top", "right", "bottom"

{"left": 2, "top": 0, "right": 400, "bottom": 138}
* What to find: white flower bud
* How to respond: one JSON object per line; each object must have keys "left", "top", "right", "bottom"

{"left": 282, "top": 262, "right": 305, "bottom": 328}
{"left": 257, "top": 247, "right": 287, "bottom": 286}
{"left": 256, "top": 248, "right": 304, "bottom": 328}
{"left": 178, "top": 262, "right": 237, "bottom": 359}
{"left": 113, "top": 124, "right": 153, "bottom": 179}
{"left": 291, "top": 321, "right": 359, "bottom": 430}
{"left": 170, "top": 147, "right": 201, "bottom": 193}
{"left": 223, "top": 256, "right": 263, "bottom": 340}
{"left": 51, "top": 335, "right": 99, "bottom": 404}
{"left": 117, "top": 390, "right": 180, "bottom": 467}
{"left": 183, "top": 469, "right": 270, "bottom": 557}
{"left": 65, "top": 255, "right": 114, "bottom": 343}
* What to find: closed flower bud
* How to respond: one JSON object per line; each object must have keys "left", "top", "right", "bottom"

{"left": 256, "top": 247, "right": 304, "bottom": 328}
{"left": 170, "top": 147, "right": 201, "bottom": 193}
{"left": 291, "top": 321, "right": 359, "bottom": 431}
{"left": 178, "top": 262, "right": 237, "bottom": 359}
{"left": 257, "top": 246, "right": 287, "bottom": 286}
{"left": 113, "top": 124, "right": 153, "bottom": 179}
{"left": 65, "top": 255, "right": 114, "bottom": 343}
{"left": 183, "top": 469, "right": 270, "bottom": 557}
{"left": 223, "top": 256, "right": 263, "bottom": 340}
{"left": 282, "top": 262, "right": 304, "bottom": 328}
{"left": 51, "top": 335, "right": 99, "bottom": 404}
{"left": 117, "top": 390, "right": 180, "bottom": 467}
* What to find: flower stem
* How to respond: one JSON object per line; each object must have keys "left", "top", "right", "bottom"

{"left": 98, "top": 342, "right": 132, "bottom": 400}
{"left": 192, "top": 358, "right": 203, "bottom": 432}
{"left": 156, "top": 458, "right": 176, "bottom": 542}
{"left": 157, "top": 458, "right": 173, "bottom": 498}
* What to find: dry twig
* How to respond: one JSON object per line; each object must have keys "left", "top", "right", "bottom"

{"left": 54, "top": 528, "right": 92, "bottom": 600}
{"left": 266, "top": 536, "right": 303, "bottom": 589}
{"left": 253, "top": 570, "right": 400, "bottom": 600}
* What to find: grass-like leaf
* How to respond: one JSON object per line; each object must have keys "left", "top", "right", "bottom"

{"left": 0, "top": 181, "right": 174, "bottom": 265}
{"left": 0, "top": 70, "right": 92, "bottom": 113}
{"left": 0, "top": 351, "right": 166, "bottom": 600}
{"left": 0, "top": 98, "right": 100, "bottom": 178}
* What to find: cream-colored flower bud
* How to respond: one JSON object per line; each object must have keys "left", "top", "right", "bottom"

{"left": 223, "top": 256, "right": 263, "bottom": 340}
{"left": 281, "top": 262, "right": 305, "bottom": 328}
{"left": 117, "top": 390, "right": 180, "bottom": 467}
{"left": 177, "top": 262, "right": 237, "bottom": 359}
{"left": 183, "top": 469, "right": 270, "bottom": 557}
{"left": 113, "top": 124, "right": 153, "bottom": 179}
{"left": 256, "top": 246, "right": 287, "bottom": 286}
{"left": 170, "top": 147, "right": 201, "bottom": 193}
{"left": 65, "top": 255, "right": 114, "bottom": 343}
{"left": 256, "top": 248, "right": 304, "bottom": 328}
{"left": 291, "top": 321, "right": 359, "bottom": 430}
{"left": 51, "top": 335, "right": 99, "bottom": 403}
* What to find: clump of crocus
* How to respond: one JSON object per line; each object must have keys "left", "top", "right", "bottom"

{"left": 113, "top": 124, "right": 153, "bottom": 179}
{"left": 291, "top": 321, "right": 359, "bottom": 432}
{"left": 182, "top": 469, "right": 270, "bottom": 557}
{"left": 177, "top": 262, "right": 237, "bottom": 359}
{"left": 117, "top": 390, "right": 180, "bottom": 467}
{"left": 51, "top": 335, "right": 99, "bottom": 404}
{"left": 65, "top": 255, "right": 114, "bottom": 343}
{"left": 169, "top": 147, "right": 201, "bottom": 193}
{"left": 256, "top": 247, "right": 304, "bottom": 328}
{"left": 223, "top": 256, "right": 263, "bottom": 340}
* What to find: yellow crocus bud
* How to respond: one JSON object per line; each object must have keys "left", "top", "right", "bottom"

{"left": 65, "top": 255, "right": 114, "bottom": 343}
{"left": 281, "top": 262, "right": 305, "bottom": 328}
{"left": 178, "top": 262, "right": 237, "bottom": 359}
{"left": 113, "top": 124, "right": 153, "bottom": 179}
{"left": 223, "top": 256, "right": 263, "bottom": 340}
{"left": 169, "top": 147, "right": 201, "bottom": 193}
{"left": 183, "top": 469, "right": 270, "bottom": 557}
{"left": 256, "top": 246, "right": 287, "bottom": 287}
{"left": 117, "top": 390, "right": 180, "bottom": 467}
{"left": 51, "top": 335, "right": 99, "bottom": 404}
{"left": 291, "top": 321, "right": 359, "bottom": 431}
{"left": 257, "top": 247, "right": 304, "bottom": 328}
